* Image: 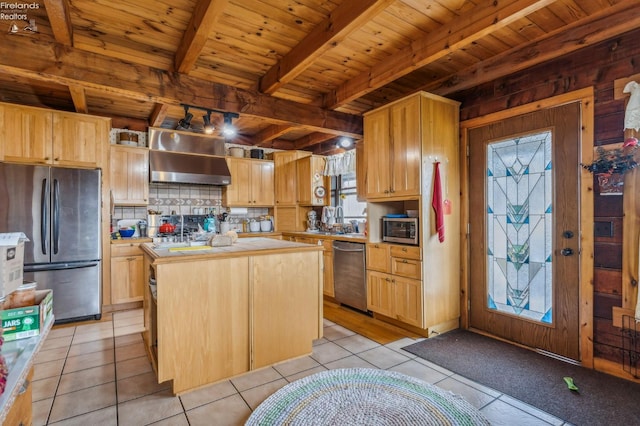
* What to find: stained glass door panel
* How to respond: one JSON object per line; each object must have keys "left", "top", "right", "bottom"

{"left": 468, "top": 103, "right": 581, "bottom": 361}
{"left": 486, "top": 131, "right": 553, "bottom": 324}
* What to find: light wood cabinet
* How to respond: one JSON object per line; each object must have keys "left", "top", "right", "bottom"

{"left": 363, "top": 94, "right": 421, "bottom": 199}
{"left": 297, "top": 155, "right": 328, "bottom": 206}
{"left": 274, "top": 150, "right": 311, "bottom": 205}
{"left": 252, "top": 251, "right": 322, "bottom": 368}
{"left": 143, "top": 247, "right": 322, "bottom": 394}
{"left": 274, "top": 205, "right": 311, "bottom": 231}
{"left": 0, "top": 103, "right": 108, "bottom": 167}
{"left": 366, "top": 242, "right": 424, "bottom": 327}
{"left": 3, "top": 367, "right": 33, "bottom": 426}
{"left": 0, "top": 104, "right": 52, "bottom": 163}
{"left": 366, "top": 270, "right": 423, "bottom": 328}
{"left": 363, "top": 91, "right": 461, "bottom": 337}
{"left": 110, "top": 145, "right": 149, "bottom": 205}
{"left": 111, "top": 243, "right": 144, "bottom": 304}
{"left": 356, "top": 141, "right": 367, "bottom": 202}
{"left": 224, "top": 157, "right": 274, "bottom": 207}
{"left": 321, "top": 239, "right": 334, "bottom": 297}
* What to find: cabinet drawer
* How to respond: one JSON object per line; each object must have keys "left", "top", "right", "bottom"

{"left": 391, "top": 257, "right": 422, "bottom": 279}
{"left": 390, "top": 245, "right": 421, "bottom": 260}
{"left": 111, "top": 243, "right": 143, "bottom": 257}
{"left": 366, "top": 243, "right": 391, "bottom": 272}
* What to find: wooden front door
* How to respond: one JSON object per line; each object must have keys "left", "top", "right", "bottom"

{"left": 468, "top": 102, "right": 581, "bottom": 361}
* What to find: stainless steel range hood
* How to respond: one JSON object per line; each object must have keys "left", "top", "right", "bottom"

{"left": 148, "top": 128, "right": 231, "bottom": 186}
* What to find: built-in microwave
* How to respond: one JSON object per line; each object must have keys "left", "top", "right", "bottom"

{"left": 382, "top": 217, "right": 419, "bottom": 245}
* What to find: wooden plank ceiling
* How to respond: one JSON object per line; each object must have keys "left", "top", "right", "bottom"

{"left": 0, "top": 0, "right": 638, "bottom": 154}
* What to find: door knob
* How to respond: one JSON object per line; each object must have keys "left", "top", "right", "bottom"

{"left": 562, "top": 231, "right": 574, "bottom": 239}
{"left": 561, "top": 248, "right": 574, "bottom": 256}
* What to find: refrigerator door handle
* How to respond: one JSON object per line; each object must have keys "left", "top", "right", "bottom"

{"left": 41, "top": 178, "right": 49, "bottom": 255}
{"left": 53, "top": 178, "right": 60, "bottom": 255}
{"left": 25, "top": 261, "right": 100, "bottom": 272}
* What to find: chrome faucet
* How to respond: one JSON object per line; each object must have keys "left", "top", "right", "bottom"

{"left": 335, "top": 206, "right": 344, "bottom": 224}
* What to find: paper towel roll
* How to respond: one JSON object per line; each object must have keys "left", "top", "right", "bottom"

{"left": 229, "top": 208, "right": 248, "bottom": 215}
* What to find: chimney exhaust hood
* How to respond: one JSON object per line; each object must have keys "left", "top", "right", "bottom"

{"left": 148, "top": 128, "right": 231, "bottom": 186}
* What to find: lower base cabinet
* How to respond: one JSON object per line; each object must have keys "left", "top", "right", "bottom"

{"left": 367, "top": 271, "right": 423, "bottom": 327}
{"left": 4, "top": 367, "right": 33, "bottom": 426}
{"left": 143, "top": 250, "right": 322, "bottom": 394}
{"left": 111, "top": 243, "right": 144, "bottom": 305}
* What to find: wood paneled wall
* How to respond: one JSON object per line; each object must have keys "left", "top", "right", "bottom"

{"left": 453, "top": 27, "right": 640, "bottom": 365}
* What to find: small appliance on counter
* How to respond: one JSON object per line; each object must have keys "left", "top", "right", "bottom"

{"left": 307, "top": 210, "right": 319, "bottom": 232}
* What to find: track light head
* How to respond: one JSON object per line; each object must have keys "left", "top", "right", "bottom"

{"left": 202, "top": 113, "right": 215, "bottom": 134}
{"left": 176, "top": 106, "right": 193, "bottom": 130}
{"left": 222, "top": 112, "right": 237, "bottom": 137}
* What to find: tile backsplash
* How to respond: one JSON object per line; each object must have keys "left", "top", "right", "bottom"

{"left": 112, "top": 182, "right": 269, "bottom": 222}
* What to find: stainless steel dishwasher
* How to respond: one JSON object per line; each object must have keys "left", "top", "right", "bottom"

{"left": 332, "top": 240, "right": 368, "bottom": 312}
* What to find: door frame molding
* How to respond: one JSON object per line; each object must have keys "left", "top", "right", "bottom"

{"left": 459, "top": 87, "right": 595, "bottom": 367}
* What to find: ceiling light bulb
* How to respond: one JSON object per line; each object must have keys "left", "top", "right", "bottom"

{"left": 222, "top": 113, "right": 237, "bottom": 137}
{"left": 338, "top": 137, "right": 353, "bottom": 148}
{"left": 202, "top": 114, "right": 215, "bottom": 134}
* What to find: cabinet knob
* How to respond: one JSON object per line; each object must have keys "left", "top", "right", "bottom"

{"left": 384, "top": 190, "right": 389, "bottom": 194}
{"left": 390, "top": 188, "right": 395, "bottom": 193}
{"left": 402, "top": 259, "right": 408, "bottom": 263}
{"left": 385, "top": 277, "right": 391, "bottom": 282}
{"left": 402, "top": 248, "right": 407, "bottom": 252}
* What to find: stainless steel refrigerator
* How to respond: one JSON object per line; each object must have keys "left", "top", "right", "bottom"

{"left": 0, "top": 163, "right": 102, "bottom": 323}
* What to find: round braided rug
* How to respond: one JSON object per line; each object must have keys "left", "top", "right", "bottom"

{"left": 246, "top": 368, "right": 490, "bottom": 426}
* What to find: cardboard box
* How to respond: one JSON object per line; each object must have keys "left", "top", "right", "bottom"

{"left": 1, "top": 290, "right": 53, "bottom": 342}
{"left": 0, "top": 233, "right": 29, "bottom": 298}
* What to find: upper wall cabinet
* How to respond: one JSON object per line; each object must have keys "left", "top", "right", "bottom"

{"left": 110, "top": 145, "right": 149, "bottom": 206}
{"left": 0, "top": 103, "right": 109, "bottom": 168}
{"left": 364, "top": 95, "right": 422, "bottom": 199}
{"left": 297, "top": 155, "right": 328, "bottom": 206}
{"left": 274, "top": 150, "right": 311, "bottom": 206}
{"left": 223, "top": 157, "right": 274, "bottom": 207}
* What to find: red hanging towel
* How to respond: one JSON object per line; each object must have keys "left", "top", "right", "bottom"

{"left": 432, "top": 161, "right": 445, "bottom": 243}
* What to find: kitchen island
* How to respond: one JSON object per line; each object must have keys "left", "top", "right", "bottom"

{"left": 140, "top": 237, "right": 324, "bottom": 395}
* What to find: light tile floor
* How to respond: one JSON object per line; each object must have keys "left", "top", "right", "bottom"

{"left": 31, "top": 309, "right": 573, "bottom": 425}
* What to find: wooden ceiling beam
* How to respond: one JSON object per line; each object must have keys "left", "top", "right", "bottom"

{"left": 259, "top": 0, "right": 394, "bottom": 94}
{"left": 43, "top": 0, "right": 73, "bottom": 45}
{"left": 426, "top": 0, "right": 640, "bottom": 97}
{"left": 325, "top": 0, "right": 556, "bottom": 109}
{"left": 0, "top": 37, "right": 362, "bottom": 138}
{"left": 149, "top": 103, "right": 169, "bottom": 127}
{"left": 175, "top": 0, "right": 228, "bottom": 73}
{"left": 294, "top": 132, "right": 337, "bottom": 150}
{"left": 68, "top": 85, "right": 88, "bottom": 114}
{"left": 252, "top": 124, "right": 295, "bottom": 147}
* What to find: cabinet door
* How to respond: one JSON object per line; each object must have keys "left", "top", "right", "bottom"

{"left": 111, "top": 146, "right": 149, "bottom": 205}
{"left": 252, "top": 251, "right": 322, "bottom": 368}
{"left": 0, "top": 105, "right": 53, "bottom": 164}
{"left": 389, "top": 96, "right": 421, "bottom": 197}
{"left": 367, "top": 271, "right": 395, "bottom": 317}
{"left": 53, "top": 112, "right": 108, "bottom": 167}
{"left": 224, "top": 158, "right": 252, "bottom": 206}
{"left": 274, "top": 151, "right": 299, "bottom": 205}
{"left": 111, "top": 255, "right": 144, "bottom": 304}
{"left": 275, "top": 205, "right": 307, "bottom": 231}
{"left": 394, "top": 276, "right": 423, "bottom": 327}
{"left": 251, "top": 160, "right": 275, "bottom": 206}
{"left": 4, "top": 367, "right": 33, "bottom": 426}
{"left": 366, "top": 243, "right": 390, "bottom": 273}
{"left": 364, "top": 108, "right": 391, "bottom": 198}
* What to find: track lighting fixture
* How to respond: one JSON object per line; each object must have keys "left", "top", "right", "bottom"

{"left": 222, "top": 112, "right": 238, "bottom": 137}
{"left": 177, "top": 104, "right": 239, "bottom": 138}
{"left": 176, "top": 105, "right": 193, "bottom": 131}
{"left": 202, "top": 113, "right": 215, "bottom": 134}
